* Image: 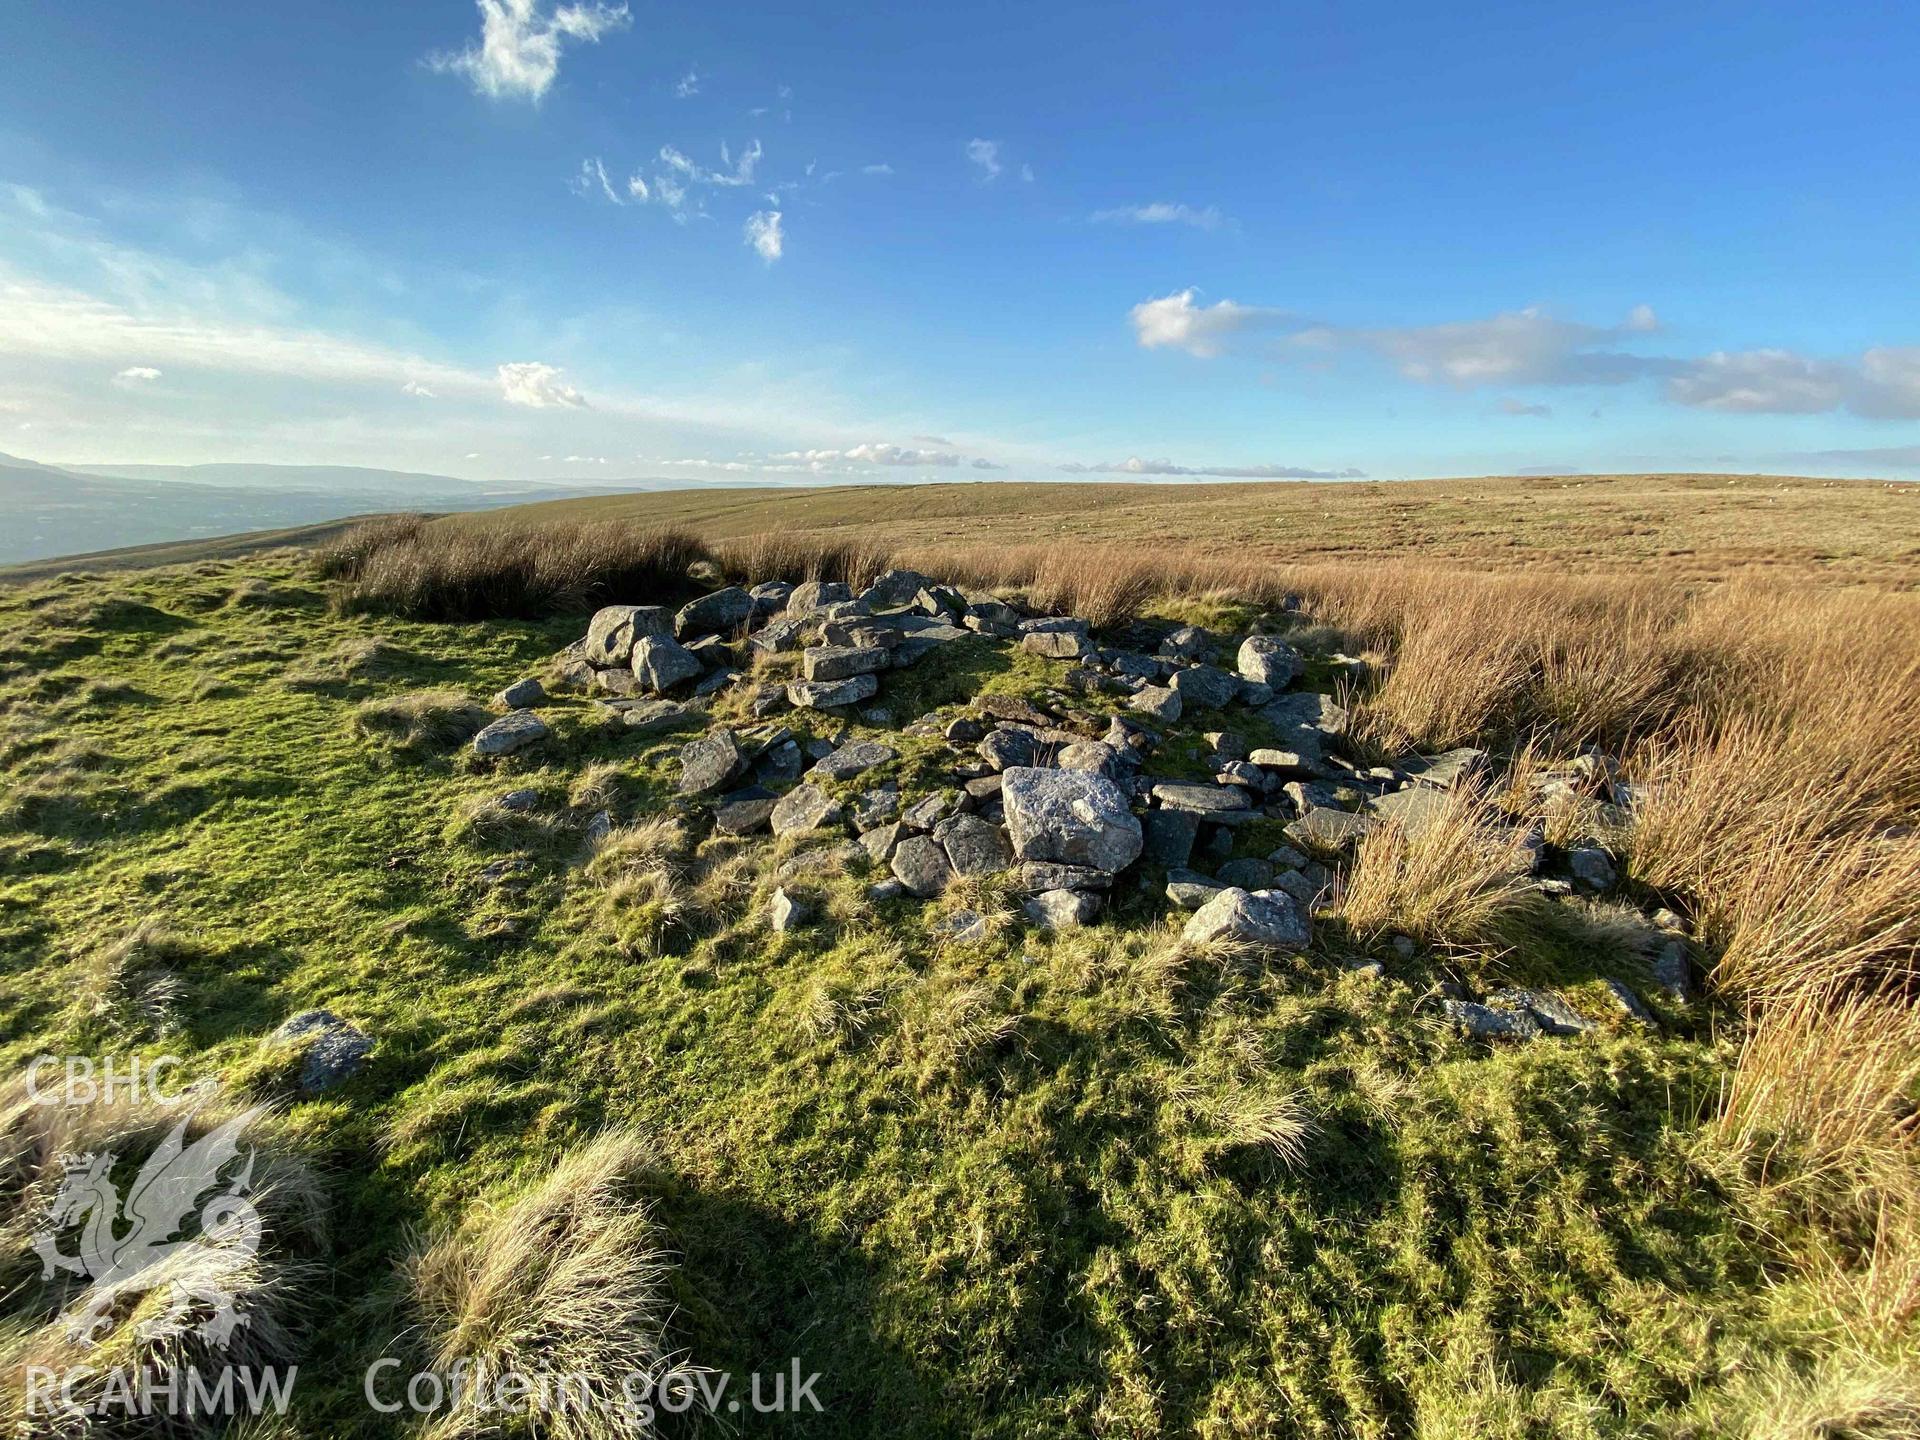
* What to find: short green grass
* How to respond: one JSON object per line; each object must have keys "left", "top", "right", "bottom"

{"left": 0, "top": 551, "right": 1830, "bottom": 1436}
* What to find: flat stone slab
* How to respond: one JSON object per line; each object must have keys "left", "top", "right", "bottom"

{"left": 802, "top": 645, "right": 890, "bottom": 682}
{"left": 473, "top": 711, "right": 550, "bottom": 756}
{"left": 1286, "top": 806, "right": 1377, "bottom": 852}
{"left": 787, "top": 674, "right": 879, "bottom": 709}
{"left": 809, "top": 740, "right": 897, "bottom": 781}
{"left": 1151, "top": 781, "right": 1252, "bottom": 815}
{"left": 771, "top": 784, "right": 844, "bottom": 835}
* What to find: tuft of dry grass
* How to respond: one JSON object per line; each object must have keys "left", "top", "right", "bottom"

{"left": 1335, "top": 787, "right": 1542, "bottom": 953}
{"left": 406, "top": 1130, "right": 677, "bottom": 1440}
{"left": 711, "top": 531, "right": 893, "bottom": 589}
{"left": 326, "top": 520, "right": 709, "bottom": 621}
{"left": 352, "top": 689, "right": 491, "bottom": 752}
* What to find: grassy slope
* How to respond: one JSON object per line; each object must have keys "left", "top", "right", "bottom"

{"left": 435, "top": 473, "right": 1920, "bottom": 585}
{"left": 0, "top": 553, "right": 1810, "bottom": 1436}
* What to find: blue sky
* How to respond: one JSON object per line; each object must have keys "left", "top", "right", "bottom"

{"left": 2, "top": 0, "right": 1918, "bottom": 483}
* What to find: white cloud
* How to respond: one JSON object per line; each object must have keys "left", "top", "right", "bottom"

{"left": 626, "top": 172, "right": 650, "bottom": 202}
{"left": 1130, "top": 289, "right": 1285, "bottom": 359}
{"left": 571, "top": 157, "right": 623, "bottom": 204}
{"left": 744, "top": 210, "right": 783, "bottom": 262}
{"left": 496, "top": 361, "right": 586, "bottom": 408}
{"left": 428, "top": 0, "right": 631, "bottom": 103}
{"left": 1498, "top": 398, "right": 1552, "bottom": 417}
{"left": 1092, "top": 202, "right": 1225, "bottom": 231}
{"left": 965, "top": 139, "right": 1001, "bottom": 181}
{"left": 401, "top": 379, "right": 437, "bottom": 398}
{"left": 660, "top": 138, "right": 761, "bottom": 188}
{"left": 674, "top": 66, "right": 700, "bottom": 98}
{"left": 113, "top": 366, "right": 162, "bottom": 385}
{"left": 862, "top": 163, "right": 894, "bottom": 176}
{"left": 1057, "top": 456, "right": 1363, "bottom": 479}
{"left": 773, "top": 443, "right": 970, "bottom": 468}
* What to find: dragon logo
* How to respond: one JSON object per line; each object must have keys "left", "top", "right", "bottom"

{"left": 31, "top": 1106, "right": 267, "bottom": 1349}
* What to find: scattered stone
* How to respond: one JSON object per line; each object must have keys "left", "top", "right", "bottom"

{"left": 1237, "top": 635, "right": 1302, "bottom": 688}
{"left": 1169, "top": 664, "right": 1238, "bottom": 710}
{"left": 916, "top": 584, "right": 967, "bottom": 619}
{"left": 1262, "top": 867, "right": 1322, "bottom": 906}
{"left": 776, "top": 842, "right": 863, "bottom": 882}
{"left": 769, "top": 887, "right": 807, "bottom": 933}
{"left": 582, "top": 809, "right": 613, "bottom": 845}
{"left": 1129, "top": 685, "right": 1182, "bottom": 723}
{"left": 850, "top": 787, "right": 902, "bottom": 830}
{"left": 771, "top": 784, "right": 844, "bottom": 835}
{"left": 1402, "top": 747, "right": 1489, "bottom": 791}
{"left": 1166, "top": 872, "right": 1223, "bottom": 910}
{"left": 860, "top": 822, "right": 905, "bottom": 865}
{"left": 963, "top": 774, "right": 1004, "bottom": 802}
{"left": 891, "top": 835, "right": 954, "bottom": 897}
{"left": 585, "top": 605, "right": 674, "bottom": 666}
{"left": 1259, "top": 691, "right": 1348, "bottom": 736}
{"left": 1215, "top": 857, "right": 1275, "bottom": 890}
{"left": 1487, "top": 987, "right": 1593, "bottom": 1036}
{"left": 1347, "top": 960, "right": 1386, "bottom": 980}
{"left": 1023, "top": 630, "right": 1093, "bottom": 659}
{"left": 1443, "top": 1000, "right": 1541, "bottom": 1041}
{"left": 1001, "top": 767, "right": 1145, "bottom": 873}
{"left": 494, "top": 677, "right": 546, "bottom": 710}
{"left": 1024, "top": 888, "right": 1101, "bottom": 930}
{"left": 1390, "top": 934, "right": 1416, "bottom": 959}
{"left": 979, "top": 727, "right": 1043, "bottom": 771}
{"left": 1651, "top": 939, "right": 1693, "bottom": 1001}
{"left": 1055, "top": 740, "right": 1120, "bottom": 777}
{"left": 1248, "top": 748, "right": 1318, "bottom": 777}
{"left": 786, "top": 580, "right": 854, "bottom": 618}
{"left": 1143, "top": 809, "right": 1200, "bottom": 867}
{"left": 1366, "top": 785, "right": 1452, "bottom": 835}
{"left": 1158, "top": 625, "right": 1212, "bottom": 661}
{"left": 1601, "top": 978, "right": 1656, "bottom": 1024}
{"left": 809, "top": 740, "right": 897, "bottom": 781}
{"left": 902, "top": 792, "right": 955, "bottom": 831}
{"left": 1012, "top": 861, "right": 1113, "bottom": 893}
{"left": 1568, "top": 844, "right": 1618, "bottom": 891}
{"left": 272, "top": 1009, "right": 372, "bottom": 1095}
{"left": 692, "top": 667, "right": 740, "bottom": 699}
{"left": 472, "top": 710, "right": 550, "bottom": 756}
{"left": 748, "top": 580, "right": 794, "bottom": 617}
{"left": 713, "top": 790, "right": 778, "bottom": 835}
{"left": 931, "top": 908, "right": 990, "bottom": 942}
{"left": 675, "top": 586, "right": 754, "bottom": 638}
{"left": 803, "top": 645, "right": 890, "bottom": 682}
{"left": 787, "top": 674, "right": 880, "bottom": 709}
{"left": 748, "top": 617, "right": 805, "bottom": 655}
{"left": 944, "top": 716, "right": 987, "bottom": 744}
{"left": 934, "top": 813, "right": 1013, "bottom": 876}
{"left": 1181, "top": 887, "right": 1312, "bottom": 950}
{"left": 860, "top": 568, "right": 937, "bottom": 608}
{"left": 631, "top": 634, "right": 703, "bottom": 694}
{"left": 677, "top": 729, "right": 741, "bottom": 796}
{"left": 1152, "top": 781, "right": 1255, "bottom": 817}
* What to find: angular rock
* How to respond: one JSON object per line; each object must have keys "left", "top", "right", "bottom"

{"left": 931, "top": 908, "right": 990, "bottom": 942}
{"left": 1569, "top": 844, "right": 1618, "bottom": 891}
{"left": 850, "top": 787, "right": 902, "bottom": 830}
{"left": 769, "top": 888, "right": 807, "bottom": 933}
{"left": 1236, "top": 635, "right": 1302, "bottom": 688}
{"left": 273, "top": 1009, "right": 372, "bottom": 1095}
{"left": 1181, "top": 886, "right": 1311, "bottom": 950}
{"left": 1444, "top": 999, "right": 1541, "bottom": 1041}
{"left": 776, "top": 842, "right": 863, "bottom": 883}
{"left": 1651, "top": 939, "right": 1693, "bottom": 1001}
{"left": 1152, "top": 781, "right": 1253, "bottom": 817}
{"left": 803, "top": 645, "right": 890, "bottom": 682}
{"left": 748, "top": 580, "right": 794, "bottom": 618}
{"left": 585, "top": 605, "right": 673, "bottom": 667}
{"left": 1142, "top": 808, "right": 1199, "bottom": 867}
{"left": 713, "top": 790, "right": 778, "bottom": 835}
{"left": 809, "top": 740, "right": 897, "bottom": 782}
{"left": 770, "top": 784, "right": 844, "bottom": 836}
{"left": 979, "top": 727, "right": 1043, "bottom": 772}
{"left": 1012, "top": 861, "right": 1114, "bottom": 893}
{"left": 1158, "top": 625, "right": 1213, "bottom": 661}
{"left": 1023, "top": 630, "right": 1093, "bottom": 659}
{"left": 748, "top": 617, "right": 805, "bottom": 655}
{"left": 1601, "top": 978, "right": 1656, "bottom": 1024}
{"left": 473, "top": 710, "right": 550, "bottom": 756}
{"left": 677, "top": 729, "right": 741, "bottom": 796}
{"left": 1248, "top": 747, "right": 1318, "bottom": 777}
{"left": 1000, "top": 767, "right": 1144, "bottom": 873}
{"left": 890, "top": 835, "right": 954, "bottom": 897}
{"left": 1169, "top": 664, "right": 1238, "bottom": 710}
{"left": 933, "top": 813, "right": 1013, "bottom": 877}
{"left": 786, "top": 580, "right": 854, "bottom": 619}
{"left": 1260, "top": 691, "right": 1348, "bottom": 736}
{"left": 860, "top": 821, "right": 905, "bottom": 865}
{"left": 859, "top": 569, "right": 936, "bottom": 609}
{"left": 1286, "top": 806, "right": 1377, "bottom": 853}
{"left": 1402, "top": 747, "right": 1489, "bottom": 791}
{"left": 495, "top": 677, "right": 546, "bottom": 710}
{"left": 603, "top": 698, "right": 693, "bottom": 733}
{"left": 1215, "top": 857, "right": 1275, "bottom": 890}
{"left": 901, "top": 792, "right": 955, "bottom": 831}
{"left": 787, "top": 674, "right": 880, "bottom": 709}
{"left": 1128, "top": 685, "right": 1182, "bottom": 723}
{"left": 1055, "top": 740, "right": 1120, "bottom": 777}
{"left": 1024, "top": 888, "right": 1101, "bottom": 930}
{"left": 1487, "top": 987, "right": 1593, "bottom": 1036}
{"left": 590, "top": 666, "right": 641, "bottom": 698}
{"left": 1366, "top": 785, "right": 1452, "bottom": 835}
{"left": 1166, "top": 873, "right": 1223, "bottom": 910}
{"left": 675, "top": 586, "right": 754, "bottom": 638}
{"left": 631, "top": 634, "right": 703, "bottom": 694}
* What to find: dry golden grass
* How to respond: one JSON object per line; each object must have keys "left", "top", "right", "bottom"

{"left": 407, "top": 1131, "right": 676, "bottom": 1440}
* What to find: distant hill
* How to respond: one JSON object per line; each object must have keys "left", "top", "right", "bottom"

{"left": 0, "top": 452, "right": 694, "bottom": 567}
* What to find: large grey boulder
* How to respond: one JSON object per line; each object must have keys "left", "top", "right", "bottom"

{"left": 787, "top": 674, "right": 880, "bottom": 709}
{"left": 890, "top": 835, "right": 954, "bottom": 897}
{"left": 803, "top": 645, "right": 889, "bottom": 682}
{"left": 748, "top": 580, "right": 794, "bottom": 618}
{"left": 675, "top": 586, "right": 754, "bottom": 638}
{"left": 1169, "top": 665, "right": 1238, "bottom": 710}
{"left": 273, "top": 1009, "right": 372, "bottom": 1095}
{"left": 786, "top": 580, "right": 853, "bottom": 619}
{"left": 495, "top": 677, "right": 546, "bottom": 710}
{"left": 1158, "top": 625, "right": 1212, "bottom": 661}
{"left": 472, "top": 710, "right": 550, "bottom": 756}
{"left": 979, "top": 728, "right": 1043, "bottom": 772}
{"left": 771, "top": 784, "right": 844, "bottom": 835}
{"left": 1022, "top": 630, "right": 1093, "bottom": 659}
{"left": 748, "top": 617, "right": 805, "bottom": 655}
{"left": 1237, "top": 635, "right": 1302, "bottom": 688}
{"left": 631, "top": 635, "right": 703, "bottom": 693}
{"left": 934, "top": 814, "right": 1013, "bottom": 877}
{"left": 860, "top": 569, "right": 936, "bottom": 609}
{"left": 677, "top": 729, "right": 741, "bottom": 796}
{"left": 1129, "top": 685, "right": 1182, "bottom": 723}
{"left": 1000, "top": 767, "right": 1143, "bottom": 874}
{"left": 713, "top": 790, "right": 778, "bottom": 835}
{"left": 585, "top": 605, "right": 673, "bottom": 666}
{"left": 1181, "top": 887, "right": 1311, "bottom": 951}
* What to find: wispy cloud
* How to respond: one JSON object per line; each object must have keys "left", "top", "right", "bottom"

{"left": 1057, "top": 456, "right": 1363, "bottom": 479}
{"left": 427, "top": 0, "right": 630, "bottom": 103}
{"left": 773, "top": 442, "right": 979, "bottom": 469}
{"left": 744, "top": 210, "right": 784, "bottom": 262}
{"left": 1497, "top": 398, "right": 1552, "bottom": 417}
{"left": 965, "top": 139, "right": 1002, "bottom": 181}
{"left": 673, "top": 65, "right": 700, "bottom": 98}
{"left": 862, "top": 163, "right": 894, "bottom": 177}
{"left": 497, "top": 361, "right": 586, "bottom": 408}
{"left": 401, "top": 379, "right": 437, "bottom": 398}
{"left": 113, "top": 366, "right": 162, "bottom": 385}
{"left": 571, "top": 157, "right": 623, "bottom": 204}
{"left": 1092, "top": 202, "right": 1225, "bottom": 231}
